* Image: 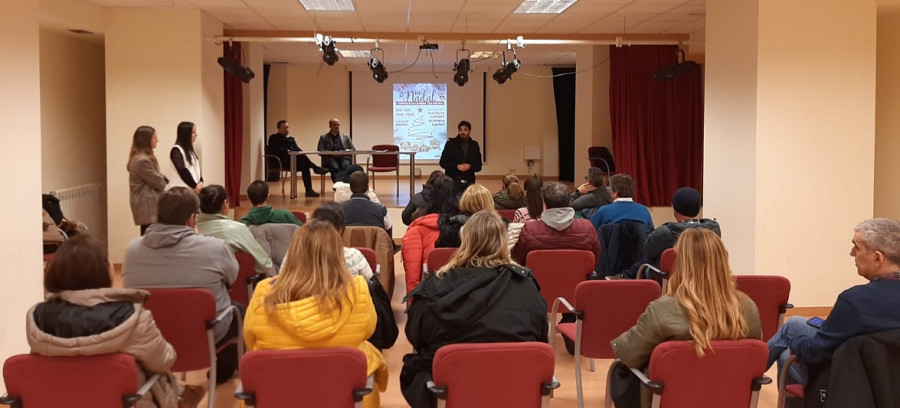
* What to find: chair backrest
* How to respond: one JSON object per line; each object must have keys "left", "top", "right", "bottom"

{"left": 371, "top": 144, "right": 399, "bottom": 168}
{"left": 355, "top": 246, "right": 379, "bottom": 274}
{"left": 526, "top": 249, "right": 594, "bottom": 313}
{"left": 240, "top": 348, "right": 369, "bottom": 408}
{"left": 576, "top": 280, "right": 660, "bottom": 359}
{"left": 290, "top": 211, "right": 307, "bottom": 223}
{"left": 230, "top": 251, "right": 256, "bottom": 307}
{"left": 648, "top": 339, "right": 769, "bottom": 408}
{"left": 587, "top": 146, "right": 615, "bottom": 173}
{"left": 432, "top": 342, "right": 556, "bottom": 408}
{"left": 735, "top": 275, "right": 791, "bottom": 340}
{"left": 142, "top": 288, "right": 217, "bottom": 372}
{"left": 497, "top": 209, "right": 517, "bottom": 222}
{"left": 660, "top": 248, "right": 676, "bottom": 273}
{"left": 3, "top": 353, "right": 139, "bottom": 408}
{"left": 426, "top": 247, "right": 458, "bottom": 275}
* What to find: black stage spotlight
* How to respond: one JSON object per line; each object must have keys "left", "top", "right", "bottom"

{"left": 492, "top": 56, "right": 520, "bottom": 84}
{"left": 217, "top": 57, "right": 255, "bottom": 83}
{"left": 317, "top": 34, "right": 339, "bottom": 66}
{"left": 453, "top": 49, "right": 471, "bottom": 87}
{"left": 369, "top": 48, "right": 388, "bottom": 83}
{"left": 654, "top": 49, "right": 698, "bottom": 81}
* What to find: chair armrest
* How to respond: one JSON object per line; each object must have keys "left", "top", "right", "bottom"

{"left": 636, "top": 264, "right": 664, "bottom": 280}
{"left": 123, "top": 373, "right": 161, "bottom": 405}
{"left": 550, "top": 297, "right": 581, "bottom": 324}
{"left": 234, "top": 380, "right": 257, "bottom": 406}
{"left": 778, "top": 353, "right": 799, "bottom": 391}
{"left": 426, "top": 381, "right": 447, "bottom": 399}
{"left": 780, "top": 303, "right": 794, "bottom": 313}
{"left": 629, "top": 367, "right": 664, "bottom": 395}
{"left": 264, "top": 154, "right": 283, "bottom": 172}
{"left": 752, "top": 376, "right": 772, "bottom": 391}
{"left": 353, "top": 374, "right": 375, "bottom": 402}
{"left": 0, "top": 394, "right": 21, "bottom": 408}
{"left": 541, "top": 375, "right": 561, "bottom": 396}
{"left": 366, "top": 156, "right": 373, "bottom": 169}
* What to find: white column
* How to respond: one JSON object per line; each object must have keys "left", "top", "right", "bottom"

{"left": 242, "top": 42, "right": 266, "bottom": 192}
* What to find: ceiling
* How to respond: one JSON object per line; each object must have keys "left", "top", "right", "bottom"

{"left": 86, "top": 0, "right": 705, "bottom": 70}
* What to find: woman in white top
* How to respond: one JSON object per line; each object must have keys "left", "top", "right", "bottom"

{"left": 169, "top": 121, "right": 203, "bottom": 193}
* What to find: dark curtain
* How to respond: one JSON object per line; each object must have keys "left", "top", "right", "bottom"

{"left": 223, "top": 42, "right": 244, "bottom": 207}
{"left": 609, "top": 45, "right": 704, "bottom": 206}
{"left": 552, "top": 67, "right": 576, "bottom": 182}
{"left": 263, "top": 64, "right": 270, "bottom": 143}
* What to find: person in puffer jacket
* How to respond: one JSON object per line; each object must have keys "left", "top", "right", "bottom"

{"left": 243, "top": 220, "right": 388, "bottom": 408}
{"left": 402, "top": 177, "right": 458, "bottom": 295}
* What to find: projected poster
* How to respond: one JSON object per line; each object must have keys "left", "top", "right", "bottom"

{"left": 393, "top": 83, "right": 447, "bottom": 160}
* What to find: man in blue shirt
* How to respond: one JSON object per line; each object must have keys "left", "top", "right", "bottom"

{"left": 767, "top": 218, "right": 900, "bottom": 385}
{"left": 590, "top": 173, "right": 653, "bottom": 229}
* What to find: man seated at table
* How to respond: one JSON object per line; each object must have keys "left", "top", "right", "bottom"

{"left": 317, "top": 118, "right": 356, "bottom": 183}
{"left": 268, "top": 120, "right": 328, "bottom": 197}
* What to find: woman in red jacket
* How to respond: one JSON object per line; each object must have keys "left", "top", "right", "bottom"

{"left": 401, "top": 176, "right": 457, "bottom": 296}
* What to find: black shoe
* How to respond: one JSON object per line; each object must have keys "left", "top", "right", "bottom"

{"left": 313, "top": 166, "right": 329, "bottom": 175}
{"left": 305, "top": 191, "right": 321, "bottom": 197}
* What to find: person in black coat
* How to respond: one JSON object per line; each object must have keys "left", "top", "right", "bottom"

{"left": 401, "top": 211, "right": 547, "bottom": 408}
{"left": 402, "top": 170, "right": 444, "bottom": 226}
{"left": 439, "top": 120, "right": 482, "bottom": 193}
{"left": 267, "top": 120, "right": 328, "bottom": 197}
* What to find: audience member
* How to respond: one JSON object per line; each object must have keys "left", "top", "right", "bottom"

{"left": 512, "top": 174, "right": 544, "bottom": 223}
{"left": 439, "top": 120, "right": 482, "bottom": 192}
{"left": 308, "top": 201, "right": 374, "bottom": 279}
{"left": 642, "top": 187, "right": 720, "bottom": 270}
{"left": 243, "top": 220, "right": 387, "bottom": 408}
{"left": 168, "top": 121, "right": 203, "bottom": 194}
{"left": 27, "top": 235, "right": 205, "bottom": 408}
{"left": 766, "top": 218, "right": 900, "bottom": 387}
{"left": 436, "top": 184, "right": 497, "bottom": 248}
{"left": 333, "top": 164, "right": 382, "bottom": 204}
{"left": 611, "top": 229, "right": 761, "bottom": 408}
{"left": 123, "top": 187, "right": 240, "bottom": 383}
{"left": 128, "top": 125, "right": 169, "bottom": 235}
{"left": 402, "top": 177, "right": 457, "bottom": 295}
{"left": 340, "top": 171, "right": 392, "bottom": 237}
{"left": 570, "top": 167, "right": 612, "bottom": 219}
{"left": 197, "top": 185, "right": 275, "bottom": 276}
{"left": 402, "top": 170, "right": 443, "bottom": 226}
{"left": 401, "top": 211, "right": 547, "bottom": 408}
{"left": 511, "top": 182, "right": 600, "bottom": 265}
{"left": 590, "top": 173, "right": 653, "bottom": 229}
{"left": 317, "top": 118, "right": 356, "bottom": 182}
{"left": 493, "top": 174, "right": 526, "bottom": 210}
{"left": 240, "top": 180, "right": 303, "bottom": 226}
{"left": 267, "top": 120, "right": 328, "bottom": 197}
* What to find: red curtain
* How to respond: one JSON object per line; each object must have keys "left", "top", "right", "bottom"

{"left": 609, "top": 45, "right": 704, "bottom": 206}
{"left": 223, "top": 42, "right": 243, "bottom": 207}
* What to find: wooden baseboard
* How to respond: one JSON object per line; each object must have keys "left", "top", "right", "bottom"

{"left": 786, "top": 306, "right": 832, "bottom": 318}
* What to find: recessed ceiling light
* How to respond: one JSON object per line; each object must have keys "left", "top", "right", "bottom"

{"left": 470, "top": 51, "right": 501, "bottom": 59}
{"left": 339, "top": 50, "right": 371, "bottom": 58}
{"left": 299, "top": 0, "right": 355, "bottom": 11}
{"left": 514, "top": 0, "right": 577, "bottom": 14}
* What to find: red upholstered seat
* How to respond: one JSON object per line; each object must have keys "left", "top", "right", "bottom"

{"left": 735, "top": 275, "right": 793, "bottom": 341}
{"left": 366, "top": 144, "right": 400, "bottom": 196}
{"left": 527, "top": 249, "right": 594, "bottom": 313}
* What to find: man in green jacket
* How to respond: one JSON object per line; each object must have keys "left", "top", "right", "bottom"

{"left": 198, "top": 184, "right": 275, "bottom": 276}
{"left": 240, "top": 180, "right": 303, "bottom": 226}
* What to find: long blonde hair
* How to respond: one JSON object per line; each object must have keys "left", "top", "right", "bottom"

{"left": 502, "top": 174, "right": 525, "bottom": 201}
{"left": 437, "top": 211, "right": 514, "bottom": 276}
{"left": 459, "top": 185, "right": 496, "bottom": 214}
{"left": 264, "top": 219, "right": 354, "bottom": 316}
{"left": 668, "top": 228, "right": 748, "bottom": 356}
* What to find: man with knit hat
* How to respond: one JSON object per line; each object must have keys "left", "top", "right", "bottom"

{"left": 642, "top": 187, "right": 721, "bottom": 269}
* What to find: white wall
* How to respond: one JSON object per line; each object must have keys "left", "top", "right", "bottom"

{"left": 241, "top": 42, "right": 266, "bottom": 192}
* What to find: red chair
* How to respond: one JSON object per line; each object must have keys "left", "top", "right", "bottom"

{"left": 497, "top": 209, "right": 517, "bottom": 222}
{"left": 549, "top": 280, "right": 660, "bottom": 408}
{"left": 424, "top": 247, "right": 457, "bottom": 277}
{"left": 637, "top": 247, "right": 677, "bottom": 294}
{"left": 290, "top": 211, "right": 307, "bottom": 223}
{"left": 734, "top": 275, "right": 793, "bottom": 340}
{"left": 622, "top": 340, "right": 771, "bottom": 408}
{"left": 587, "top": 146, "right": 615, "bottom": 175}
{"left": 366, "top": 144, "right": 400, "bottom": 196}
{"left": 777, "top": 354, "right": 805, "bottom": 408}
{"left": 355, "top": 246, "right": 380, "bottom": 275}
{"left": 526, "top": 249, "right": 595, "bottom": 313}
{"left": 231, "top": 251, "right": 265, "bottom": 308}
{"left": 235, "top": 348, "right": 372, "bottom": 408}
{"left": 427, "top": 342, "right": 559, "bottom": 408}
{"left": 0, "top": 353, "right": 159, "bottom": 408}
{"left": 142, "top": 288, "right": 243, "bottom": 408}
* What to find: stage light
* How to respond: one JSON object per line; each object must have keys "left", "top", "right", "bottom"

{"left": 217, "top": 57, "right": 255, "bottom": 83}
{"left": 453, "top": 49, "right": 471, "bottom": 87}
{"left": 492, "top": 53, "right": 521, "bottom": 85}
{"left": 654, "top": 49, "right": 698, "bottom": 81}
{"left": 369, "top": 58, "right": 388, "bottom": 83}
{"left": 316, "top": 34, "right": 339, "bottom": 66}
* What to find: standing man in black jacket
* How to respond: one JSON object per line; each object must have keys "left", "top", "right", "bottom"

{"left": 439, "top": 120, "right": 482, "bottom": 193}
{"left": 267, "top": 120, "right": 328, "bottom": 197}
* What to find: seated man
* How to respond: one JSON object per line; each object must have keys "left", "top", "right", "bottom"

{"left": 767, "top": 218, "right": 900, "bottom": 387}
{"left": 340, "top": 171, "right": 392, "bottom": 238}
{"left": 511, "top": 181, "right": 600, "bottom": 265}
{"left": 122, "top": 187, "right": 240, "bottom": 383}
{"left": 267, "top": 120, "right": 328, "bottom": 197}
{"left": 570, "top": 167, "right": 613, "bottom": 220}
{"left": 318, "top": 118, "right": 356, "bottom": 182}
{"left": 590, "top": 173, "right": 653, "bottom": 229}
{"left": 240, "top": 180, "right": 303, "bottom": 226}
{"left": 196, "top": 185, "right": 276, "bottom": 276}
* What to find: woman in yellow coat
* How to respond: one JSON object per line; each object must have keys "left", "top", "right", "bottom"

{"left": 244, "top": 219, "right": 388, "bottom": 408}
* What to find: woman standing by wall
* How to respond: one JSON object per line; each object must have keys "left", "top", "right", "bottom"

{"left": 168, "top": 121, "right": 203, "bottom": 193}
{"left": 128, "top": 125, "right": 168, "bottom": 235}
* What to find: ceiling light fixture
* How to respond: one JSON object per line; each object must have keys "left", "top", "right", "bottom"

{"left": 299, "top": 0, "right": 355, "bottom": 11}
{"left": 316, "top": 33, "right": 339, "bottom": 66}
{"left": 514, "top": 0, "right": 577, "bottom": 14}
{"left": 217, "top": 57, "right": 255, "bottom": 83}
{"left": 369, "top": 47, "right": 388, "bottom": 83}
{"left": 453, "top": 49, "right": 471, "bottom": 87}
{"left": 493, "top": 42, "right": 522, "bottom": 85}
{"left": 654, "top": 49, "right": 698, "bottom": 81}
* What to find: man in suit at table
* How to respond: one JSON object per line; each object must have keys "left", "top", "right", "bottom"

{"left": 267, "top": 120, "right": 328, "bottom": 197}
{"left": 318, "top": 118, "right": 356, "bottom": 183}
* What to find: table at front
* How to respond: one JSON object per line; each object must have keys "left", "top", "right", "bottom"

{"left": 288, "top": 150, "right": 418, "bottom": 199}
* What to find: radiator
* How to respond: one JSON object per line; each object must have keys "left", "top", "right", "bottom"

{"left": 51, "top": 183, "right": 102, "bottom": 233}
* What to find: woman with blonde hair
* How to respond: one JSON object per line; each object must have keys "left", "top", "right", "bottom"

{"left": 244, "top": 220, "right": 388, "bottom": 408}
{"left": 435, "top": 184, "right": 496, "bottom": 247}
{"left": 401, "top": 211, "right": 547, "bottom": 408}
{"left": 128, "top": 125, "right": 169, "bottom": 235}
{"left": 610, "top": 228, "right": 762, "bottom": 408}
{"left": 493, "top": 174, "right": 526, "bottom": 210}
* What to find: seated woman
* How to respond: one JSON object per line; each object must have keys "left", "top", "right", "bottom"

{"left": 610, "top": 228, "right": 762, "bottom": 408}
{"left": 402, "top": 170, "right": 444, "bottom": 226}
{"left": 401, "top": 176, "right": 458, "bottom": 296}
{"left": 244, "top": 220, "right": 387, "bottom": 408}
{"left": 401, "top": 211, "right": 548, "bottom": 408}
{"left": 435, "top": 184, "right": 497, "bottom": 248}
{"left": 492, "top": 174, "right": 526, "bottom": 210}
{"left": 512, "top": 174, "right": 544, "bottom": 223}
{"left": 309, "top": 201, "right": 374, "bottom": 279}
{"left": 26, "top": 235, "right": 204, "bottom": 408}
